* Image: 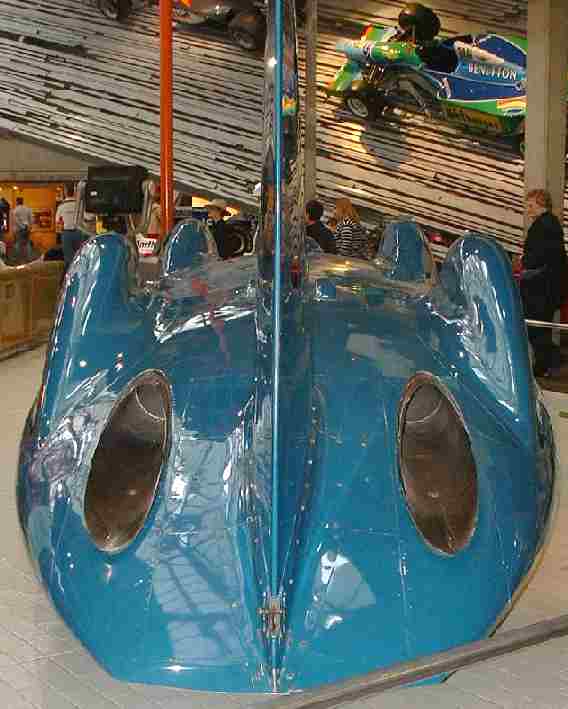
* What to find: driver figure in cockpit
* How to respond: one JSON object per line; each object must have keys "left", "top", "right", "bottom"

{"left": 395, "top": 3, "right": 460, "bottom": 74}
{"left": 394, "top": 2, "right": 440, "bottom": 44}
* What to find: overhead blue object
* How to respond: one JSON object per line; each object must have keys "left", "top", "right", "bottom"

{"left": 17, "top": 0, "right": 556, "bottom": 696}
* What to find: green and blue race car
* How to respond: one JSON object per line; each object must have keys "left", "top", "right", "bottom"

{"left": 325, "top": 5, "right": 532, "bottom": 152}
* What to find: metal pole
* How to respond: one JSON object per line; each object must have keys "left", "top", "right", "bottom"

{"left": 271, "top": 0, "right": 284, "bottom": 601}
{"left": 160, "top": 0, "right": 174, "bottom": 238}
{"left": 270, "top": 614, "right": 568, "bottom": 709}
{"left": 303, "top": 0, "right": 318, "bottom": 203}
{"left": 270, "top": 0, "right": 285, "bottom": 687}
{"left": 526, "top": 318, "right": 568, "bottom": 331}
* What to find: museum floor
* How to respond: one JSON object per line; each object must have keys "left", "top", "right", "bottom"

{"left": 2, "top": 347, "right": 568, "bottom": 709}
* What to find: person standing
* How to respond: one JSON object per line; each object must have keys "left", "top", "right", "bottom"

{"left": 206, "top": 198, "right": 242, "bottom": 259}
{"left": 305, "top": 199, "right": 336, "bottom": 254}
{"left": 13, "top": 196, "right": 33, "bottom": 241}
{"left": 520, "top": 188, "right": 568, "bottom": 377}
{"left": 0, "top": 196, "right": 10, "bottom": 241}
{"left": 147, "top": 184, "right": 162, "bottom": 238}
{"left": 56, "top": 184, "right": 85, "bottom": 270}
{"left": 6, "top": 224, "right": 41, "bottom": 266}
{"left": 333, "top": 197, "right": 369, "bottom": 259}
{"left": 0, "top": 240, "right": 7, "bottom": 268}
{"left": 206, "top": 198, "right": 229, "bottom": 256}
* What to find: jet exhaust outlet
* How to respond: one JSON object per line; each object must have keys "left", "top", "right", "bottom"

{"left": 84, "top": 371, "right": 171, "bottom": 553}
{"left": 398, "top": 374, "right": 477, "bottom": 555}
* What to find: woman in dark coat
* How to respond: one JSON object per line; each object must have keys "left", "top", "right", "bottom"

{"left": 520, "top": 188, "right": 568, "bottom": 376}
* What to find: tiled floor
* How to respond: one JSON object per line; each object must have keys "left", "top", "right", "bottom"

{"left": 2, "top": 346, "right": 568, "bottom": 709}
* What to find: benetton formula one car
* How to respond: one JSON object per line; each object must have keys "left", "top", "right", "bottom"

{"left": 325, "top": 3, "right": 531, "bottom": 153}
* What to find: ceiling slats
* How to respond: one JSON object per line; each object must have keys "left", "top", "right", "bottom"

{"left": 1, "top": 0, "right": 565, "bottom": 256}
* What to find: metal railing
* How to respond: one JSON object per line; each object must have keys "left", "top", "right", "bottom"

{"left": 271, "top": 615, "right": 568, "bottom": 708}
{"left": 526, "top": 318, "right": 568, "bottom": 331}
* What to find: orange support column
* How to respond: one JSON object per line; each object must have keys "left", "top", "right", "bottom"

{"left": 160, "top": 0, "right": 174, "bottom": 238}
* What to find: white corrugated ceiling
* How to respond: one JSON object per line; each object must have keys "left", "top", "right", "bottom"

{"left": 1, "top": 0, "right": 565, "bottom": 254}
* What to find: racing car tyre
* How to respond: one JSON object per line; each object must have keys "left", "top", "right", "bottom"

{"left": 513, "top": 121, "right": 525, "bottom": 157}
{"left": 345, "top": 92, "right": 378, "bottom": 121}
{"left": 512, "top": 134, "right": 525, "bottom": 157}
{"left": 97, "top": 0, "right": 132, "bottom": 22}
{"left": 229, "top": 10, "right": 265, "bottom": 52}
{"left": 380, "top": 71, "right": 439, "bottom": 119}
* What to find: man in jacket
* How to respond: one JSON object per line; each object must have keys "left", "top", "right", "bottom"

{"left": 520, "top": 188, "right": 568, "bottom": 376}
{"left": 305, "top": 199, "right": 336, "bottom": 254}
{"left": 207, "top": 198, "right": 243, "bottom": 259}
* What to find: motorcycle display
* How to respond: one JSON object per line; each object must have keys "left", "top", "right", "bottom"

{"left": 18, "top": 0, "right": 556, "bottom": 696}
{"left": 97, "top": 0, "right": 133, "bottom": 21}
{"left": 96, "top": 0, "right": 304, "bottom": 52}
{"left": 325, "top": 3, "right": 533, "bottom": 153}
{"left": 172, "top": 0, "right": 268, "bottom": 51}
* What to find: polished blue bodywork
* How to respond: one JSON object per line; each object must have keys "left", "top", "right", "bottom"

{"left": 17, "top": 0, "right": 555, "bottom": 696}
{"left": 16, "top": 221, "right": 556, "bottom": 692}
{"left": 431, "top": 34, "right": 526, "bottom": 104}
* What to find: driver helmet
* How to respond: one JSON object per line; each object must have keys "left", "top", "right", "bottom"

{"left": 398, "top": 3, "right": 441, "bottom": 44}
